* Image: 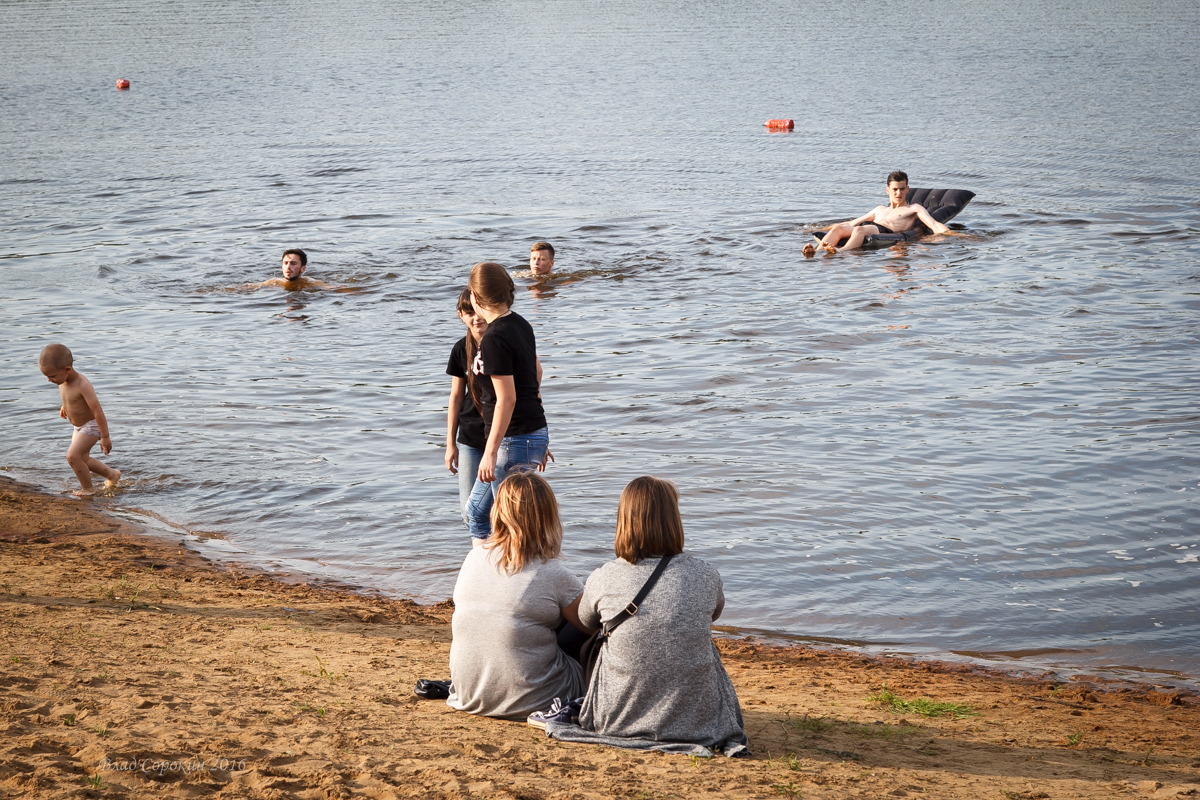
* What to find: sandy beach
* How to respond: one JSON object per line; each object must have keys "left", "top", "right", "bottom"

{"left": 1, "top": 476, "right": 1197, "bottom": 800}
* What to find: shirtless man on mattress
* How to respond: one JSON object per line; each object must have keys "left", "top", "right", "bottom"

{"left": 802, "top": 171, "right": 955, "bottom": 256}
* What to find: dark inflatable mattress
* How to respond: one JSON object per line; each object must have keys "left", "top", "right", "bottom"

{"left": 811, "top": 187, "right": 975, "bottom": 249}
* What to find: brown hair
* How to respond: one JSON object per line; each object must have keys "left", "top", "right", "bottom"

{"left": 531, "top": 241, "right": 555, "bottom": 259}
{"left": 487, "top": 472, "right": 563, "bottom": 574}
{"left": 39, "top": 343, "right": 73, "bottom": 372}
{"left": 468, "top": 261, "right": 515, "bottom": 310}
{"left": 886, "top": 170, "right": 908, "bottom": 186}
{"left": 613, "top": 476, "right": 685, "bottom": 564}
{"left": 456, "top": 288, "right": 483, "bottom": 415}
{"left": 282, "top": 248, "right": 307, "bottom": 266}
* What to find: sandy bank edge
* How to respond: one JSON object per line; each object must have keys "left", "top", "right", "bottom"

{"left": 2, "top": 476, "right": 1198, "bottom": 799}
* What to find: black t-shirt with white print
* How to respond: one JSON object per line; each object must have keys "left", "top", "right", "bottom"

{"left": 445, "top": 336, "right": 487, "bottom": 450}
{"left": 473, "top": 312, "right": 546, "bottom": 438}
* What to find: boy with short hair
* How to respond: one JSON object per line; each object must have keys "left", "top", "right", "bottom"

{"left": 38, "top": 344, "right": 121, "bottom": 496}
{"left": 281, "top": 248, "right": 308, "bottom": 281}
{"left": 529, "top": 242, "right": 555, "bottom": 276}
{"left": 247, "top": 248, "right": 330, "bottom": 289}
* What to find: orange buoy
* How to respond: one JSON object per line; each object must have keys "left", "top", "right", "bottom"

{"left": 764, "top": 118, "right": 794, "bottom": 131}
{"left": 116, "top": 79, "right": 130, "bottom": 90}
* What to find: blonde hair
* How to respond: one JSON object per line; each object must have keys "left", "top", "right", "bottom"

{"left": 468, "top": 261, "right": 515, "bottom": 310}
{"left": 487, "top": 471, "right": 563, "bottom": 574}
{"left": 614, "top": 476, "right": 685, "bottom": 564}
{"left": 39, "top": 343, "right": 73, "bottom": 372}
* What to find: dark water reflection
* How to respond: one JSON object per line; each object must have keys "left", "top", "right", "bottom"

{"left": 2, "top": 0, "right": 1198, "bottom": 686}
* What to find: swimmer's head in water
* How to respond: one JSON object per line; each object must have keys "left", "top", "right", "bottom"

{"left": 529, "top": 241, "right": 555, "bottom": 276}
{"left": 281, "top": 248, "right": 308, "bottom": 281}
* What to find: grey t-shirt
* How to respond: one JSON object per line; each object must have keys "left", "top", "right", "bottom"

{"left": 448, "top": 545, "right": 585, "bottom": 720}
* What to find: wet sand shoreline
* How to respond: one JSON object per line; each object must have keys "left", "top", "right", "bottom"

{"left": 2, "top": 476, "right": 1198, "bottom": 799}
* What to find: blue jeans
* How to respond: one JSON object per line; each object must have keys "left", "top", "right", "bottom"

{"left": 465, "top": 427, "right": 549, "bottom": 540}
{"left": 456, "top": 444, "right": 484, "bottom": 524}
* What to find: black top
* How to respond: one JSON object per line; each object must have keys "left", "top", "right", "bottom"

{"left": 474, "top": 312, "right": 547, "bottom": 438}
{"left": 445, "top": 337, "right": 487, "bottom": 450}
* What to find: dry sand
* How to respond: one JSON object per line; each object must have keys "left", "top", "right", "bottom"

{"left": 2, "top": 476, "right": 1198, "bottom": 799}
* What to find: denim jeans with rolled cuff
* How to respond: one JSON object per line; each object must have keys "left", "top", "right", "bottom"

{"left": 456, "top": 444, "right": 484, "bottom": 524}
{"left": 465, "top": 427, "right": 549, "bottom": 540}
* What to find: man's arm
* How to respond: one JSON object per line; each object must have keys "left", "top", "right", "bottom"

{"left": 847, "top": 210, "right": 876, "bottom": 226}
{"left": 911, "top": 204, "right": 952, "bottom": 235}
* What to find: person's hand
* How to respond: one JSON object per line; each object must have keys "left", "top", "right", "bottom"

{"left": 59, "top": 406, "right": 67, "bottom": 419}
{"left": 445, "top": 443, "right": 459, "bottom": 474}
{"left": 100, "top": 436, "right": 112, "bottom": 456}
{"left": 538, "top": 449, "right": 555, "bottom": 472}
{"left": 478, "top": 451, "right": 498, "bottom": 483}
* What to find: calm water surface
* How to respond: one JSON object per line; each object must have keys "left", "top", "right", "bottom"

{"left": 2, "top": 0, "right": 1198, "bottom": 686}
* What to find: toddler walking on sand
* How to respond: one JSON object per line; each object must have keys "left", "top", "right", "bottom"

{"left": 38, "top": 344, "right": 121, "bottom": 496}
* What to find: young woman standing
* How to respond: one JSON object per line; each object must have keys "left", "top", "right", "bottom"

{"left": 445, "top": 288, "right": 488, "bottom": 522}
{"left": 464, "top": 262, "right": 549, "bottom": 544}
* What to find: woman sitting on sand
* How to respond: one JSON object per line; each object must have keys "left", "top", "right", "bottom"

{"left": 537, "top": 476, "right": 748, "bottom": 755}
{"left": 447, "top": 472, "right": 587, "bottom": 719}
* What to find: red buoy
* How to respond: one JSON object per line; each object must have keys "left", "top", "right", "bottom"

{"left": 764, "top": 118, "right": 794, "bottom": 131}
{"left": 116, "top": 79, "right": 130, "bottom": 90}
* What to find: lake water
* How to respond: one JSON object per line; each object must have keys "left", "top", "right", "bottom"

{"left": 2, "top": 0, "right": 1198, "bottom": 688}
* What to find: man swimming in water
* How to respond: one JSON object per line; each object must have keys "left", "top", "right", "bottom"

{"left": 251, "top": 249, "right": 331, "bottom": 289}
{"left": 803, "top": 171, "right": 955, "bottom": 256}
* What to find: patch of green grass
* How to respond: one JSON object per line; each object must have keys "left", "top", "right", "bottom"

{"left": 867, "top": 685, "right": 977, "bottom": 720}
{"left": 789, "top": 714, "right": 835, "bottom": 734}
{"left": 64, "top": 713, "right": 76, "bottom": 727}
{"left": 774, "top": 752, "right": 803, "bottom": 771}
{"left": 301, "top": 655, "right": 344, "bottom": 685}
{"left": 771, "top": 781, "right": 803, "bottom": 797}
{"left": 93, "top": 724, "right": 109, "bottom": 737}
{"left": 297, "top": 701, "right": 326, "bottom": 717}
{"left": 1065, "top": 732, "right": 1084, "bottom": 748}
{"left": 86, "top": 774, "right": 106, "bottom": 789}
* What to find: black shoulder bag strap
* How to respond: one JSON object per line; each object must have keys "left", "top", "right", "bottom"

{"left": 580, "top": 553, "right": 674, "bottom": 685}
